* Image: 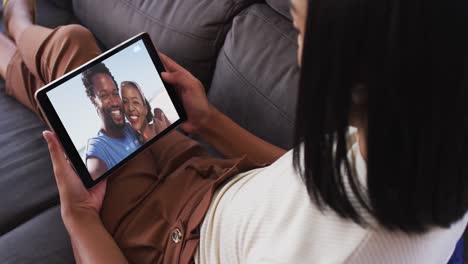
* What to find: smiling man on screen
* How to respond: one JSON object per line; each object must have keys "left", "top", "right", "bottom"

{"left": 82, "top": 62, "right": 141, "bottom": 180}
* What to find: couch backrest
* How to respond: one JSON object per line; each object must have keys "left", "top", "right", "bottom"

{"left": 208, "top": 4, "right": 299, "bottom": 149}
{"left": 72, "top": 0, "right": 259, "bottom": 88}
{"left": 266, "top": 0, "right": 292, "bottom": 20}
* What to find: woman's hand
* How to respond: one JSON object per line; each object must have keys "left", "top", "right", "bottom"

{"left": 152, "top": 108, "right": 171, "bottom": 134}
{"left": 43, "top": 131, "right": 107, "bottom": 227}
{"left": 158, "top": 54, "right": 286, "bottom": 163}
{"left": 159, "top": 53, "right": 214, "bottom": 136}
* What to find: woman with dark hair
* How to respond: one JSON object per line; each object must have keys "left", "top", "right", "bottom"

{"left": 120, "top": 81, "right": 171, "bottom": 143}
{"left": 1, "top": 0, "right": 467, "bottom": 262}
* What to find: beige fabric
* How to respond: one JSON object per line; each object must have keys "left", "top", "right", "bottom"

{"left": 195, "top": 138, "right": 467, "bottom": 263}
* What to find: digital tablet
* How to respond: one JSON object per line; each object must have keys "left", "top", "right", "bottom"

{"left": 35, "top": 33, "right": 186, "bottom": 188}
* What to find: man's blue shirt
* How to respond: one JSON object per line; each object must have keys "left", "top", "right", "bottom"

{"left": 86, "top": 123, "right": 141, "bottom": 169}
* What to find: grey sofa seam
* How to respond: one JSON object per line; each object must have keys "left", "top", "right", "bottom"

{"left": 236, "top": 8, "right": 298, "bottom": 45}
{"left": 214, "top": 4, "right": 299, "bottom": 123}
{"left": 213, "top": 0, "right": 265, "bottom": 48}
{"left": 212, "top": 3, "right": 297, "bottom": 69}
{"left": 119, "top": 0, "right": 218, "bottom": 44}
{"left": 213, "top": 1, "right": 246, "bottom": 55}
{"left": 209, "top": 0, "right": 262, "bottom": 88}
{"left": 219, "top": 50, "right": 293, "bottom": 124}
{"left": 265, "top": 0, "right": 293, "bottom": 21}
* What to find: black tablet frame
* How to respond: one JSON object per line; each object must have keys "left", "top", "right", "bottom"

{"left": 35, "top": 32, "right": 186, "bottom": 189}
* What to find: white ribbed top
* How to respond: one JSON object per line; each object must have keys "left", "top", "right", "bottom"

{"left": 194, "top": 142, "right": 467, "bottom": 263}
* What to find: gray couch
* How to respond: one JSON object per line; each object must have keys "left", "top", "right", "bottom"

{"left": 0, "top": 0, "right": 299, "bottom": 262}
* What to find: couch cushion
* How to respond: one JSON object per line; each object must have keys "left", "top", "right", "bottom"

{"left": 0, "top": 207, "right": 72, "bottom": 264}
{"left": 42, "top": 0, "right": 73, "bottom": 12}
{"left": 266, "top": 0, "right": 292, "bottom": 20}
{"left": 72, "top": 0, "right": 258, "bottom": 89}
{"left": 37, "top": 0, "right": 78, "bottom": 28}
{"left": 208, "top": 4, "right": 300, "bottom": 149}
{"left": 0, "top": 1, "right": 75, "bottom": 262}
{"left": 0, "top": 82, "right": 60, "bottom": 235}
{"left": 0, "top": 0, "right": 79, "bottom": 235}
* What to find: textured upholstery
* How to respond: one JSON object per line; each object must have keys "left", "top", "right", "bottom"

{"left": 72, "top": 0, "right": 259, "bottom": 88}
{"left": 208, "top": 4, "right": 300, "bottom": 149}
{"left": 0, "top": 207, "right": 72, "bottom": 264}
{"left": 265, "top": 0, "right": 292, "bottom": 20}
{"left": 0, "top": 82, "right": 57, "bottom": 235}
{"left": 36, "top": 0, "right": 77, "bottom": 28}
{"left": 0, "top": 80, "right": 72, "bottom": 264}
{"left": 0, "top": 0, "right": 76, "bottom": 262}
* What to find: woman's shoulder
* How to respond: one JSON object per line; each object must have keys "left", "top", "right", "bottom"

{"left": 210, "top": 149, "right": 371, "bottom": 262}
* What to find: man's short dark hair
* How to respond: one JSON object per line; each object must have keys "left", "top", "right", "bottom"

{"left": 81, "top": 62, "right": 118, "bottom": 98}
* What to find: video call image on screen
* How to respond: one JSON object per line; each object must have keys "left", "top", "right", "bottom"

{"left": 47, "top": 40, "right": 180, "bottom": 180}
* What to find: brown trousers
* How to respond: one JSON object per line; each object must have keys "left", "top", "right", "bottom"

{"left": 6, "top": 25, "right": 260, "bottom": 263}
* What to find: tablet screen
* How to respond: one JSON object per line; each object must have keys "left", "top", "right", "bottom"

{"left": 46, "top": 39, "right": 181, "bottom": 181}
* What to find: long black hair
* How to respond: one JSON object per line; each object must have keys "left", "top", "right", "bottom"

{"left": 293, "top": 0, "right": 468, "bottom": 233}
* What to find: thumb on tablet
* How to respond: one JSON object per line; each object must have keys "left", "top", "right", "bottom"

{"left": 161, "top": 71, "right": 202, "bottom": 96}
{"left": 161, "top": 71, "right": 186, "bottom": 88}
{"left": 159, "top": 53, "right": 185, "bottom": 73}
{"left": 42, "top": 131, "right": 80, "bottom": 188}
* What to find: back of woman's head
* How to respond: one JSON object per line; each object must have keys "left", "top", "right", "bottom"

{"left": 294, "top": 0, "right": 468, "bottom": 233}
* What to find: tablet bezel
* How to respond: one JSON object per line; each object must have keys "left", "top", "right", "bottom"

{"left": 35, "top": 32, "right": 187, "bottom": 188}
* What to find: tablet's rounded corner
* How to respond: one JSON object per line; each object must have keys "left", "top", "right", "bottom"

{"left": 34, "top": 88, "right": 44, "bottom": 105}
{"left": 82, "top": 175, "right": 97, "bottom": 189}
